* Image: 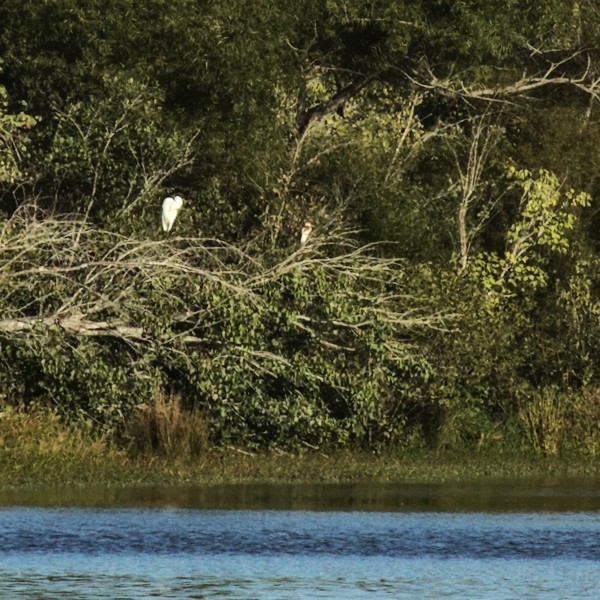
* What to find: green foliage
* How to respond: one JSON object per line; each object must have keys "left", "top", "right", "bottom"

{"left": 28, "top": 73, "right": 193, "bottom": 229}
{"left": 1, "top": 335, "right": 154, "bottom": 431}
{"left": 517, "top": 386, "right": 600, "bottom": 457}
{"left": 0, "top": 211, "right": 436, "bottom": 449}
{"left": 417, "top": 164, "right": 597, "bottom": 451}
{"left": 0, "top": 0, "right": 598, "bottom": 455}
{"left": 0, "top": 82, "right": 36, "bottom": 191}
{"left": 473, "top": 167, "right": 591, "bottom": 297}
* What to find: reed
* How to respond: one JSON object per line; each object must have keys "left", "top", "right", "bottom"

{"left": 1, "top": 399, "right": 598, "bottom": 490}
{"left": 0, "top": 402, "right": 125, "bottom": 485}
{"left": 123, "top": 391, "right": 211, "bottom": 459}
{"left": 518, "top": 387, "right": 600, "bottom": 456}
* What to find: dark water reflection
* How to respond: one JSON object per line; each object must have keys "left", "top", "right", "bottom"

{"left": 1, "top": 478, "right": 600, "bottom": 512}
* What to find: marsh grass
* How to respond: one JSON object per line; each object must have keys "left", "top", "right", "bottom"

{"left": 0, "top": 403, "right": 126, "bottom": 486}
{"left": 0, "top": 402, "right": 598, "bottom": 489}
{"left": 123, "top": 391, "right": 212, "bottom": 459}
{"left": 518, "top": 387, "right": 600, "bottom": 456}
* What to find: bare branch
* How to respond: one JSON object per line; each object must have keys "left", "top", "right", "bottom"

{"left": 291, "top": 75, "right": 375, "bottom": 163}
{"left": 0, "top": 315, "right": 145, "bottom": 340}
{"left": 405, "top": 50, "right": 600, "bottom": 104}
{"left": 0, "top": 205, "right": 449, "bottom": 390}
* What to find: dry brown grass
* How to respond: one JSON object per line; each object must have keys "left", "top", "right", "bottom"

{"left": 123, "top": 391, "right": 212, "bottom": 459}
{"left": 518, "top": 386, "right": 600, "bottom": 456}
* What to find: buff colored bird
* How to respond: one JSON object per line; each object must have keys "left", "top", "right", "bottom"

{"left": 300, "top": 221, "right": 313, "bottom": 245}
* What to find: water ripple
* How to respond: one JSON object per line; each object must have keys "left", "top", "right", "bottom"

{"left": 2, "top": 509, "right": 599, "bottom": 560}
{"left": 1, "top": 509, "right": 599, "bottom": 598}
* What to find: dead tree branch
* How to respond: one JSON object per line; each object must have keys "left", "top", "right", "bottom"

{"left": 405, "top": 50, "right": 600, "bottom": 104}
{"left": 0, "top": 205, "right": 449, "bottom": 387}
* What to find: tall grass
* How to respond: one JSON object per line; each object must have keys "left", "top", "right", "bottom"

{"left": 518, "top": 387, "right": 600, "bottom": 456}
{"left": 123, "top": 391, "right": 211, "bottom": 459}
{"left": 0, "top": 403, "right": 123, "bottom": 485}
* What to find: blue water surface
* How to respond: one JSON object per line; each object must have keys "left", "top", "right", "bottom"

{"left": 0, "top": 508, "right": 598, "bottom": 598}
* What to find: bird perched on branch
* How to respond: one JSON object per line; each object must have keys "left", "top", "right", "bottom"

{"left": 161, "top": 195, "right": 184, "bottom": 232}
{"left": 300, "top": 221, "right": 313, "bottom": 246}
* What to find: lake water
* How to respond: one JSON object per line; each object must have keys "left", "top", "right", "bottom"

{"left": 1, "top": 481, "right": 599, "bottom": 598}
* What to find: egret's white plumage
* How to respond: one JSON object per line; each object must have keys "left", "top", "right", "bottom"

{"left": 162, "top": 195, "right": 184, "bottom": 232}
{"left": 300, "top": 221, "right": 313, "bottom": 245}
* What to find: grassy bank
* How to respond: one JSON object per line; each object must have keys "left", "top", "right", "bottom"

{"left": 0, "top": 405, "right": 598, "bottom": 489}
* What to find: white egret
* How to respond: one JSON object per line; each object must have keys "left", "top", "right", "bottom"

{"left": 300, "top": 221, "right": 313, "bottom": 245}
{"left": 161, "top": 195, "right": 184, "bottom": 232}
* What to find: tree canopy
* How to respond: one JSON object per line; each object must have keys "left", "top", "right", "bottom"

{"left": 0, "top": 1, "right": 598, "bottom": 453}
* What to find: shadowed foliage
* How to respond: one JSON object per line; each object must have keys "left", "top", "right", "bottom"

{"left": 0, "top": 0, "right": 598, "bottom": 455}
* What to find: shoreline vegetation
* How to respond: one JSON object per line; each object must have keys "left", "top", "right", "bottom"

{"left": 0, "top": 405, "right": 597, "bottom": 490}
{"left": 1, "top": 2, "right": 598, "bottom": 480}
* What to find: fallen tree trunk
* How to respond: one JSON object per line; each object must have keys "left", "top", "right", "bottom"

{"left": 0, "top": 315, "right": 145, "bottom": 340}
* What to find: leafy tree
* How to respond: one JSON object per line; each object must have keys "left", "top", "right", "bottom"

{"left": 0, "top": 0, "right": 598, "bottom": 453}
{"left": 0, "top": 81, "right": 36, "bottom": 206}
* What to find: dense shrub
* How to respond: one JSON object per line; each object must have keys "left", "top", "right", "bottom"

{"left": 0, "top": 0, "right": 598, "bottom": 454}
